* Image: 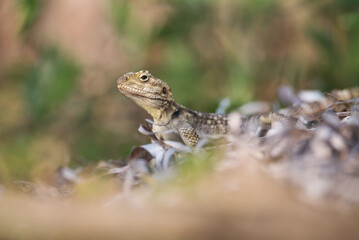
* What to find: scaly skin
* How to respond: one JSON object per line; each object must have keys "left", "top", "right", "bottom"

{"left": 117, "top": 70, "right": 229, "bottom": 147}
{"left": 117, "top": 70, "right": 359, "bottom": 146}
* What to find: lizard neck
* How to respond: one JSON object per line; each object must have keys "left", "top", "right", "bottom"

{"left": 148, "top": 101, "right": 179, "bottom": 125}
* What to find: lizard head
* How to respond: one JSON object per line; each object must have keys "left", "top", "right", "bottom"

{"left": 117, "top": 70, "right": 175, "bottom": 122}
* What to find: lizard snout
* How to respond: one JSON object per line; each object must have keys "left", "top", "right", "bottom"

{"left": 117, "top": 74, "right": 128, "bottom": 83}
{"left": 117, "top": 72, "right": 135, "bottom": 84}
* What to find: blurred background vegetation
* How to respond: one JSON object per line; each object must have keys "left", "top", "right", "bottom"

{"left": 0, "top": 0, "right": 358, "bottom": 184}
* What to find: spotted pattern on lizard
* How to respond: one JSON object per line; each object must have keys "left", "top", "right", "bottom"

{"left": 117, "top": 71, "right": 359, "bottom": 146}
{"left": 117, "top": 70, "right": 230, "bottom": 147}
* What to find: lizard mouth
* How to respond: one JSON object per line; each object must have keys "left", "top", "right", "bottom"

{"left": 118, "top": 83, "right": 164, "bottom": 101}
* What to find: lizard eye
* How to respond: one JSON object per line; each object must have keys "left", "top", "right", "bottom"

{"left": 140, "top": 75, "right": 149, "bottom": 81}
{"left": 162, "top": 87, "right": 167, "bottom": 95}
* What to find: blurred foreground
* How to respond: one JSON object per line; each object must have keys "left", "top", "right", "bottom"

{"left": 1, "top": 157, "right": 359, "bottom": 240}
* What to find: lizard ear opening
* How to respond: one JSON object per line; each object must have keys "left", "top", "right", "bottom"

{"left": 162, "top": 87, "right": 167, "bottom": 95}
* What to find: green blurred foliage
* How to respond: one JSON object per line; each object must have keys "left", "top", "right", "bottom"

{"left": 24, "top": 48, "right": 79, "bottom": 122}
{"left": 17, "top": 0, "right": 42, "bottom": 32}
{"left": 305, "top": 0, "right": 359, "bottom": 90}
{"left": 110, "top": 0, "right": 358, "bottom": 105}
{"left": 174, "top": 150, "right": 221, "bottom": 187}
{"left": 1, "top": 0, "right": 359, "bottom": 183}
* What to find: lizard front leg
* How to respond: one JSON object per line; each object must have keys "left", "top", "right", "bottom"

{"left": 178, "top": 122, "right": 200, "bottom": 147}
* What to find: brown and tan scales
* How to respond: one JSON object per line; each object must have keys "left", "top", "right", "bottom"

{"left": 117, "top": 70, "right": 229, "bottom": 147}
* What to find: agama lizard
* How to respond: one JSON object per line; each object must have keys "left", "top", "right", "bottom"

{"left": 117, "top": 70, "right": 359, "bottom": 147}
{"left": 117, "top": 70, "right": 229, "bottom": 147}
